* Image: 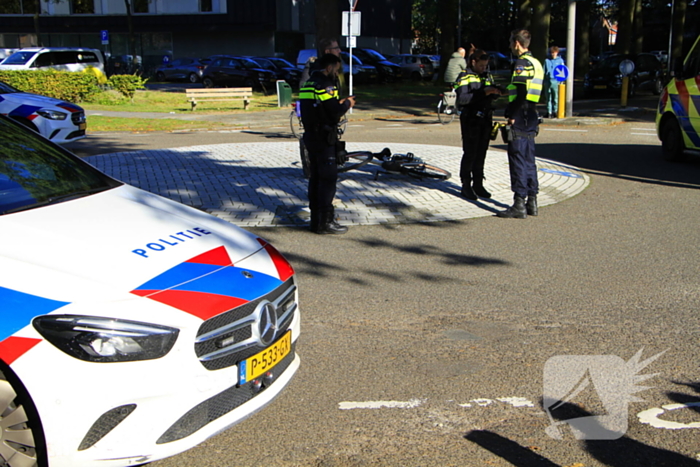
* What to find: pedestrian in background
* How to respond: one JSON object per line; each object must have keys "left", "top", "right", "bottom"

{"left": 299, "top": 54, "right": 355, "bottom": 234}
{"left": 300, "top": 38, "right": 343, "bottom": 86}
{"left": 444, "top": 46, "right": 467, "bottom": 85}
{"left": 544, "top": 46, "right": 565, "bottom": 118}
{"left": 498, "top": 29, "right": 544, "bottom": 219}
{"left": 454, "top": 49, "right": 502, "bottom": 200}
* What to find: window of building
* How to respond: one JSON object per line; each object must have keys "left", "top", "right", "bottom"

{"left": 0, "top": 0, "right": 40, "bottom": 15}
{"left": 71, "top": 0, "right": 94, "bottom": 14}
{"left": 200, "top": 0, "right": 212, "bottom": 13}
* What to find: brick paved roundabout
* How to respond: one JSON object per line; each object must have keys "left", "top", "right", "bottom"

{"left": 87, "top": 142, "right": 589, "bottom": 227}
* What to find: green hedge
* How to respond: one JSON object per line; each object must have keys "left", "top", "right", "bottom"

{"left": 0, "top": 70, "right": 101, "bottom": 102}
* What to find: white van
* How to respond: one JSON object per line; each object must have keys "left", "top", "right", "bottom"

{"left": 0, "top": 47, "right": 105, "bottom": 73}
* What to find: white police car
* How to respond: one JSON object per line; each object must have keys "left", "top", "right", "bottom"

{"left": 0, "top": 81, "right": 86, "bottom": 144}
{"left": 0, "top": 115, "right": 300, "bottom": 467}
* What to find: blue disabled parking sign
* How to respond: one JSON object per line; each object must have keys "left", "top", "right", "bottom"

{"left": 553, "top": 64, "right": 568, "bottom": 82}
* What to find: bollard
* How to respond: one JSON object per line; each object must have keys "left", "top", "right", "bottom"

{"left": 557, "top": 82, "right": 566, "bottom": 119}
{"left": 620, "top": 76, "right": 629, "bottom": 108}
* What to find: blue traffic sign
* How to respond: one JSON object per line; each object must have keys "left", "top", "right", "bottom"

{"left": 100, "top": 30, "right": 109, "bottom": 45}
{"left": 553, "top": 64, "right": 569, "bottom": 82}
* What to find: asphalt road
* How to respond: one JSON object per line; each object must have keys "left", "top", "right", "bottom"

{"left": 68, "top": 95, "right": 700, "bottom": 467}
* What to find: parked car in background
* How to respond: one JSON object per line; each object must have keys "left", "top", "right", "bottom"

{"left": 340, "top": 51, "right": 377, "bottom": 84}
{"left": 346, "top": 48, "right": 402, "bottom": 82}
{"left": 485, "top": 51, "right": 512, "bottom": 73}
{"left": 428, "top": 55, "right": 441, "bottom": 74}
{"left": 387, "top": 54, "right": 435, "bottom": 81}
{"left": 155, "top": 57, "right": 207, "bottom": 84}
{"left": 0, "top": 113, "right": 300, "bottom": 467}
{"left": 0, "top": 80, "right": 86, "bottom": 144}
{"left": 201, "top": 56, "right": 276, "bottom": 90}
{"left": 106, "top": 54, "right": 141, "bottom": 75}
{"left": 584, "top": 53, "right": 665, "bottom": 98}
{"left": 0, "top": 47, "right": 104, "bottom": 74}
{"left": 251, "top": 57, "right": 301, "bottom": 88}
{"left": 650, "top": 50, "right": 669, "bottom": 67}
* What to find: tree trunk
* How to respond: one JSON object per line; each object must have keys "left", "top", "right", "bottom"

{"left": 632, "top": 0, "right": 643, "bottom": 54}
{"left": 438, "top": 0, "right": 458, "bottom": 83}
{"left": 575, "top": 0, "right": 592, "bottom": 78}
{"left": 615, "top": 0, "right": 634, "bottom": 54}
{"left": 124, "top": 0, "right": 136, "bottom": 71}
{"left": 518, "top": 0, "right": 532, "bottom": 30}
{"left": 530, "top": 0, "right": 550, "bottom": 61}
{"left": 315, "top": 0, "right": 341, "bottom": 52}
{"left": 33, "top": 0, "right": 42, "bottom": 47}
{"left": 671, "top": 0, "right": 687, "bottom": 61}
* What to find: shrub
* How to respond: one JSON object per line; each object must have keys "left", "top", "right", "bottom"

{"left": 107, "top": 74, "right": 147, "bottom": 101}
{"left": 0, "top": 70, "right": 100, "bottom": 102}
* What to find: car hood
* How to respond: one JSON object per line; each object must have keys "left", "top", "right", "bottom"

{"left": 0, "top": 91, "right": 82, "bottom": 110}
{"left": 0, "top": 184, "right": 274, "bottom": 301}
{"left": 587, "top": 67, "right": 620, "bottom": 79}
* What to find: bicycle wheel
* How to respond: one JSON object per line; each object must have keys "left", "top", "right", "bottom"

{"left": 437, "top": 100, "right": 456, "bottom": 125}
{"left": 290, "top": 111, "right": 303, "bottom": 138}
{"left": 299, "top": 138, "right": 311, "bottom": 179}
{"left": 400, "top": 162, "right": 451, "bottom": 180}
{"left": 338, "top": 117, "right": 348, "bottom": 136}
{"left": 338, "top": 151, "right": 374, "bottom": 173}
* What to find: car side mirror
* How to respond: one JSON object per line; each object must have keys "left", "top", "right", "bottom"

{"left": 671, "top": 57, "right": 684, "bottom": 79}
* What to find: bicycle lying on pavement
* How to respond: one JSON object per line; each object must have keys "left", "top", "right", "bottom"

{"left": 300, "top": 145, "right": 451, "bottom": 181}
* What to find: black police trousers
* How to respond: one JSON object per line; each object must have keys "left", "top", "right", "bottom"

{"left": 507, "top": 106, "right": 539, "bottom": 199}
{"left": 303, "top": 132, "right": 338, "bottom": 216}
{"left": 459, "top": 113, "right": 492, "bottom": 185}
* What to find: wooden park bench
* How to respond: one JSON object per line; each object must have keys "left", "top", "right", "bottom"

{"left": 186, "top": 87, "right": 253, "bottom": 111}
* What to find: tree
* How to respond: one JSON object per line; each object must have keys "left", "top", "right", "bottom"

{"left": 315, "top": 0, "right": 341, "bottom": 51}
{"left": 437, "top": 0, "right": 458, "bottom": 82}
{"left": 530, "top": 0, "right": 551, "bottom": 60}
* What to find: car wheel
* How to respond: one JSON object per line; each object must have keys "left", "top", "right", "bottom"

{"left": 155, "top": 72, "right": 166, "bottom": 82}
{"left": 188, "top": 73, "right": 200, "bottom": 84}
{"left": 661, "top": 118, "right": 689, "bottom": 162}
{"left": 244, "top": 78, "right": 255, "bottom": 88}
{"left": 202, "top": 77, "right": 215, "bottom": 88}
{"left": 653, "top": 77, "right": 663, "bottom": 95}
{"left": 0, "top": 367, "right": 45, "bottom": 467}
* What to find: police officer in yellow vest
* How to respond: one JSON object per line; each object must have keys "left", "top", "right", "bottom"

{"left": 299, "top": 53, "right": 356, "bottom": 234}
{"left": 454, "top": 50, "right": 503, "bottom": 200}
{"left": 498, "top": 29, "right": 544, "bottom": 219}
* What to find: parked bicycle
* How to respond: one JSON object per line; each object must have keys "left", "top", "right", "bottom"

{"left": 290, "top": 100, "right": 347, "bottom": 138}
{"left": 437, "top": 90, "right": 459, "bottom": 124}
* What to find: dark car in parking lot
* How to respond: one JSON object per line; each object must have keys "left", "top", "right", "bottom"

{"left": 387, "top": 54, "right": 435, "bottom": 81}
{"left": 345, "top": 48, "right": 402, "bottom": 82}
{"left": 251, "top": 57, "right": 301, "bottom": 88}
{"left": 155, "top": 57, "right": 207, "bottom": 84}
{"left": 202, "top": 56, "right": 276, "bottom": 90}
{"left": 340, "top": 51, "right": 377, "bottom": 84}
{"left": 584, "top": 53, "right": 665, "bottom": 98}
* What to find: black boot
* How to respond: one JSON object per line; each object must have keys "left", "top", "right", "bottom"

{"left": 309, "top": 211, "right": 322, "bottom": 233}
{"left": 316, "top": 211, "right": 348, "bottom": 235}
{"left": 526, "top": 195, "right": 538, "bottom": 216}
{"left": 497, "top": 196, "right": 527, "bottom": 219}
{"left": 473, "top": 184, "right": 491, "bottom": 199}
{"left": 461, "top": 185, "right": 477, "bottom": 200}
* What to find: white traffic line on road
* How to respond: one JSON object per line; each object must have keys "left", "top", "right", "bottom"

{"left": 631, "top": 133, "right": 657, "bottom": 136}
{"left": 637, "top": 403, "right": 700, "bottom": 429}
{"left": 339, "top": 399, "right": 424, "bottom": 410}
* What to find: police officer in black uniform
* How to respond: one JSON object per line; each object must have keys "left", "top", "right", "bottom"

{"left": 498, "top": 29, "right": 544, "bottom": 218}
{"left": 454, "top": 49, "right": 503, "bottom": 200}
{"left": 299, "top": 53, "right": 356, "bottom": 234}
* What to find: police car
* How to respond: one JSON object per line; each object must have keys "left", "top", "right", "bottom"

{"left": 0, "top": 81, "right": 86, "bottom": 144}
{"left": 656, "top": 36, "right": 700, "bottom": 161}
{"left": 0, "top": 115, "right": 300, "bottom": 467}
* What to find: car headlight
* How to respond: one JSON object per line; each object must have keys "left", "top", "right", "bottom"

{"left": 36, "top": 109, "right": 68, "bottom": 120}
{"left": 33, "top": 315, "right": 179, "bottom": 363}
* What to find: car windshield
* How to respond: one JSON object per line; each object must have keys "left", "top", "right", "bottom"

{"left": 364, "top": 49, "right": 387, "bottom": 61}
{"left": 269, "top": 58, "right": 293, "bottom": 68}
{"left": 597, "top": 55, "right": 628, "bottom": 70}
{"left": 2, "top": 51, "right": 37, "bottom": 66}
{"left": 252, "top": 58, "right": 274, "bottom": 70}
{"left": 0, "top": 117, "right": 121, "bottom": 215}
{"left": 238, "top": 58, "right": 261, "bottom": 69}
{"left": 0, "top": 81, "right": 20, "bottom": 94}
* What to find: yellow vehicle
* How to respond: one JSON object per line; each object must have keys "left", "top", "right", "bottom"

{"left": 656, "top": 36, "right": 700, "bottom": 161}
